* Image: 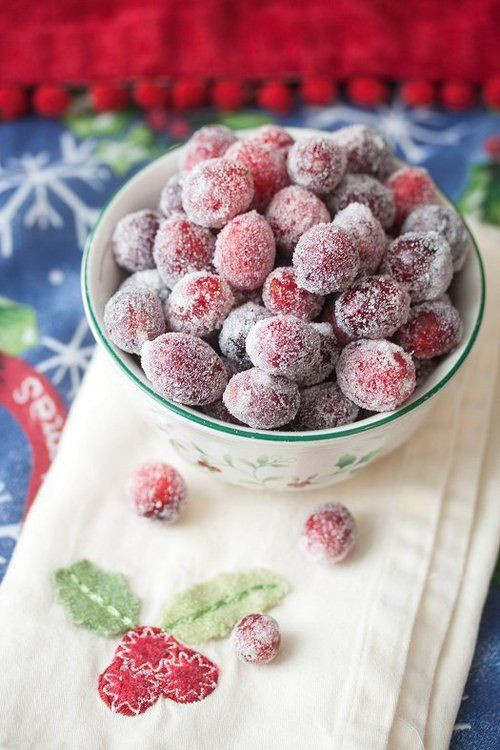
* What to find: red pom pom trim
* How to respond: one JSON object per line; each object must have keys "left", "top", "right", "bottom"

{"left": 301, "top": 76, "right": 337, "bottom": 105}
{"left": 441, "top": 81, "right": 476, "bottom": 110}
{"left": 400, "top": 80, "right": 436, "bottom": 108}
{"left": 33, "top": 86, "right": 70, "bottom": 117}
{"left": 171, "top": 79, "right": 207, "bottom": 111}
{"left": 347, "top": 77, "right": 390, "bottom": 107}
{"left": 133, "top": 81, "right": 169, "bottom": 109}
{"left": 90, "top": 83, "right": 129, "bottom": 112}
{"left": 483, "top": 76, "right": 500, "bottom": 109}
{"left": 257, "top": 80, "right": 294, "bottom": 113}
{"left": 0, "top": 86, "right": 29, "bottom": 119}
{"left": 212, "top": 80, "right": 247, "bottom": 111}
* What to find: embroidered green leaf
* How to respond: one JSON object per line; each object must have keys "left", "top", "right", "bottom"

{"left": 160, "top": 569, "right": 289, "bottom": 643}
{"left": 53, "top": 560, "right": 140, "bottom": 636}
{"left": 0, "top": 297, "right": 38, "bottom": 355}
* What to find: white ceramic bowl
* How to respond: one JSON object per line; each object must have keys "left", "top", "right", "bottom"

{"left": 82, "top": 127, "right": 485, "bottom": 492}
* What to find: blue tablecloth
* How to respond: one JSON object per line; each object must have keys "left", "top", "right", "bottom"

{"left": 0, "top": 101, "right": 499, "bottom": 748}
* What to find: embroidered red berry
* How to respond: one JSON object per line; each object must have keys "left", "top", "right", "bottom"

{"left": 266, "top": 185, "right": 330, "bottom": 258}
{"left": 225, "top": 139, "right": 289, "bottom": 211}
{"left": 262, "top": 266, "right": 324, "bottom": 321}
{"left": 287, "top": 136, "right": 346, "bottom": 196}
{"left": 112, "top": 209, "right": 160, "bottom": 272}
{"left": 128, "top": 463, "right": 187, "bottom": 522}
{"left": 182, "top": 158, "right": 254, "bottom": 229}
{"left": 330, "top": 124, "right": 392, "bottom": 178}
{"left": 382, "top": 231, "right": 453, "bottom": 303}
{"left": 153, "top": 216, "right": 215, "bottom": 288}
{"left": 183, "top": 125, "right": 237, "bottom": 170}
{"left": 214, "top": 210, "right": 276, "bottom": 291}
{"left": 104, "top": 288, "right": 166, "bottom": 355}
{"left": 249, "top": 124, "right": 295, "bottom": 154}
{"left": 114, "top": 626, "right": 181, "bottom": 673}
{"left": 293, "top": 223, "right": 359, "bottom": 295}
{"left": 332, "top": 202, "right": 387, "bottom": 275}
{"left": 165, "top": 271, "right": 234, "bottom": 337}
{"left": 99, "top": 659, "right": 159, "bottom": 716}
{"left": 232, "top": 614, "right": 281, "bottom": 664}
{"left": 386, "top": 166, "right": 437, "bottom": 226}
{"left": 223, "top": 368, "right": 300, "bottom": 429}
{"left": 336, "top": 339, "right": 416, "bottom": 412}
{"left": 141, "top": 332, "right": 228, "bottom": 405}
{"left": 246, "top": 315, "right": 321, "bottom": 382}
{"left": 160, "top": 643, "right": 219, "bottom": 703}
{"left": 328, "top": 174, "right": 396, "bottom": 229}
{"left": 301, "top": 503, "right": 356, "bottom": 563}
{"left": 394, "top": 300, "right": 463, "bottom": 359}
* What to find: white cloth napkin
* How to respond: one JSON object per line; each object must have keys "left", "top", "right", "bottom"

{"left": 0, "top": 218, "right": 498, "bottom": 750}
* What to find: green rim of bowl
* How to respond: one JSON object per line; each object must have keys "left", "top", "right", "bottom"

{"left": 82, "top": 147, "right": 486, "bottom": 444}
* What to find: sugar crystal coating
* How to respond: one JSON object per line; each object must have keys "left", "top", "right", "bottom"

{"left": 112, "top": 209, "right": 160, "bottom": 272}
{"left": 320, "top": 302, "right": 353, "bottom": 346}
{"left": 330, "top": 124, "right": 393, "bottom": 178}
{"left": 249, "top": 124, "right": 295, "bottom": 153}
{"left": 387, "top": 166, "right": 437, "bottom": 226}
{"left": 158, "top": 171, "right": 187, "bottom": 217}
{"left": 214, "top": 210, "right": 276, "bottom": 290}
{"left": 225, "top": 139, "right": 289, "bottom": 211}
{"left": 401, "top": 203, "right": 469, "bottom": 272}
{"left": 394, "top": 300, "right": 463, "bottom": 359}
{"left": 182, "top": 158, "right": 254, "bottom": 228}
{"left": 328, "top": 174, "right": 396, "bottom": 229}
{"left": 292, "top": 382, "right": 359, "bottom": 430}
{"left": 153, "top": 215, "right": 215, "bottom": 288}
{"left": 287, "top": 136, "right": 346, "bottom": 195}
{"left": 219, "top": 302, "right": 272, "bottom": 367}
{"left": 301, "top": 503, "right": 356, "bottom": 563}
{"left": 223, "top": 367, "right": 300, "bottom": 429}
{"left": 293, "top": 222, "right": 360, "bottom": 294}
{"left": 262, "top": 266, "right": 324, "bottom": 321}
{"left": 104, "top": 287, "right": 165, "bottom": 354}
{"left": 381, "top": 231, "right": 453, "bottom": 302}
{"left": 336, "top": 339, "right": 416, "bottom": 412}
{"left": 246, "top": 315, "right": 321, "bottom": 382}
{"left": 266, "top": 185, "right": 330, "bottom": 257}
{"left": 300, "top": 322, "right": 340, "bottom": 385}
{"left": 120, "top": 269, "right": 171, "bottom": 302}
{"left": 335, "top": 275, "right": 411, "bottom": 340}
{"left": 127, "top": 462, "right": 187, "bottom": 522}
{"left": 232, "top": 614, "right": 281, "bottom": 664}
{"left": 141, "top": 332, "right": 228, "bottom": 405}
{"left": 333, "top": 202, "right": 387, "bottom": 275}
{"left": 202, "top": 397, "right": 244, "bottom": 425}
{"left": 183, "top": 125, "right": 237, "bottom": 169}
{"left": 414, "top": 356, "right": 438, "bottom": 388}
{"left": 165, "top": 271, "right": 235, "bottom": 336}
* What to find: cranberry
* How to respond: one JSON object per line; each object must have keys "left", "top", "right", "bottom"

{"left": 249, "top": 124, "right": 294, "bottom": 154}
{"left": 335, "top": 275, "right": 410, "bottom": 340}
{"left": 214, "top": 210, "right": 276, "bottom": 290}
{"left": 401, "top": 204, "right": 469, "bottom": 272}
{"left": 183, "top": 125, "right": 237, "bottom": 169}
{"left": 386, "top": 166, "right": 437, "bottom": 226}
{"left": 246, "top": 314, "right": 321, "bottom": 382}
{"left": 394, "top": 300, "right": 463, "bottom": 358}
{"left": 332, "top": 202, "right": 387, "bottom": 275}
{"left": 232, "top": 614, "right": 281, "bottom": 664}
{"left": 120, "top": 269, "right": 171, "bottom": 302}
{"left": 104, "top": 288, "right": 165, "bottom": 354}
{"left": 328, "top": 174, "right": 396, "bottom": 229}
{"left": 292, "top": 382, "right": 359, "bottom": 430}
{"left": 287, "top": 136, "right": 346, "bottom": 195}
{"left": 300, "top": 322, "right": 340, "bottom": 385}
{"left": 262, "top": 266, "right": 324, "bottom": 321}
{"left": 165, "top": 271, "right": 234, "bottom": 336}
{"left": 158, "top": 171, "right": 187, "bottom": 217}
{"left": 219, "top": 302, "right": 272, "bottom": 367}
{"left": 127, "top": 462, "right": 187, "bottom": 522}
{"left": 225, "top": 139, "right": 289, "bottom": 211}
{"left": 301, "top": 503, "right": 356, "bottom": 563}
{"left": 330, "top": 124, "right": 392, "bottom": 178}
{"left": 381, "top": 231, "right": 453, "bottom": 302}
{"left": 266, "top": 185, "right": 330, "bottom": 257}
{"left": 182, "top": 158, "right": 254, "bottom": 228}
{"left": 223, "top": 368, "right": 300, "bottom": 429}
{"left": 293, "top": 223, "right": 359, "bottom": 295}
{"left": 153, "top": 215, "right": 215, "bottom": 288}
{"left": 112, "top": 209, "right": 160, "bottom": 272}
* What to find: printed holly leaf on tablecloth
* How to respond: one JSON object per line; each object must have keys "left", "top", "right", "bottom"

{"left": 160, "top": 568, "right": 289, "bottom": 643}
{"left": 0, "top": 297, "right": 38, "bottom": 355}
{"left": 458, "top": 162, "right": 500, "bottom": 226}
{"left": 53, "top": 560, "right": 140, "bottom": 636}
{"left": 64, "top": 111, "right": 132, "bottom": 138}
{"left": 217, "top": 112, "right": 273, "bottom": 130}
{"left": 93, "top": 125, "right": 163, "bottom": 176}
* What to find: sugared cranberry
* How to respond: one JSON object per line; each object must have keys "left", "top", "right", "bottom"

{"left": 336, "top": 339, "right": 416, "bottom": 412}
{"left": 335, "top": 275, "right": 410, "bottom": 340}
{"left": 225, "top": 139, "right": 289, "bottom": 211}
{"left": 330, "top": 124, "right": 392, "bottom": 178}
{"left": 328, "top": 174, "right": 396, "bottom": 229}
{"left": 202, "top": 397, "right": 243, "bottom": 425}
{"left": 141, "top": 332, "right": 228, "bottom": 405}
{"left": 219, "top": 302, "right": 271, "bottom": 367}
{"left": 249, "top": 124, "right": 295, "bottom": 154}
{"left": 158, "top": 171, "right": 187, "bottom": 217}
{"left": 112, "top": 209, "right": 160, "bottom": 272}
{"left": 262, "top": 267, "right": 324, "bottom": 321}
{"left": 214, "top": 210, "right": 276, "bottom": 290}
{"left": 395, "top": 300, "right": 463, "bottom": 359}
{"left": 401, "top": 204, "right": 469, "bottom": 272}
{"left": 246, "top": 315, "right": 321, "bottom": 382}
{"left": 332, "top": 202, "right": 387, "bottom": 275}
{"left": 387, "top": 166, "right": 437, "bottom": 226}
{"left": 300, "top": 322, "right": 340, "bottom": 385}
{"left": 153, "top": 216, "right": 215, "bottom": 288}
{"left": 232, "top": 614, "right": 281, "bottom": 664}
{"left": 128, "top": 462, "right": 187, "bottom": 522}
{"left": 266, "top": 185, "right": 330, "bottom": 257}
{"left": 165, "top": 271, "right": 234, "bottom": 336}
{"left": 183, "top": 125, "right": 237, "bottom": 169}
{"left": 293, "top": 223, "right": 359, "bottom": 295}
{"left": 287, "top": 136, "right": 346, "bottom": 195}
{"left": 223, "top": 368, "right": 300, "bottom": 428}
{"left": 120, "top": 269, "right": 171, "bottom": 301}
{"left": 320, "top": 303, "right": 352, "bottom": 346}
{"left": 413, "top": 357, "right": 437, "bottom": 388}
{"left": 301, "top": 503, "right": 356, "bottom": 563}
{"left": 292, "top": 382, "right": 359, "bottom": 430}
{"left": 182, "top": 158, "right": 254, "bottom": 228}
{"left": 104, "top": 288, "right": 165, "bottom": 354}
{"left": 382, "top": 231, "right": 453, "bottom": 302}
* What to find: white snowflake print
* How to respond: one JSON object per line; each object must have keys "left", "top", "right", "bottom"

{"left": 36, "top": 318, "right": 95, "bottom": 398}
{"left": 304, "top": 100, "right": 468, "bottom": 163}
{"left": 0, "top": 132, "right": 110, "bottom": 258}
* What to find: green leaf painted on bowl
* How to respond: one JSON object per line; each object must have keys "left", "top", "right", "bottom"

{"left": 53, "top": 560, "right": 140, "bottom": 636}
{"left": 160, "top": 569, "right": 289, "bottom": 643}
{"left": 336, "top": 454, "right": 357, "bottom": 469}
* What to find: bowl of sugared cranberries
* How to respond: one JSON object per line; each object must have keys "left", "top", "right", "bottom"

{"left": 83, "top": 125, "right": 484, "bottom": 492}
